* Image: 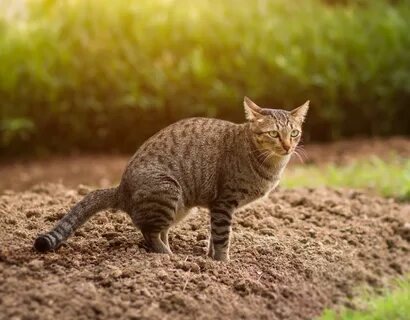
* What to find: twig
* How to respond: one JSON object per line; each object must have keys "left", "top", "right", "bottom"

{"left": 182, "top": 268, "right": 191, "bottom": 292}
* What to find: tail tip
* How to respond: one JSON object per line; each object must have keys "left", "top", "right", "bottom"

{"left": 34, "top": 235, "right": 53, "bottom": 253}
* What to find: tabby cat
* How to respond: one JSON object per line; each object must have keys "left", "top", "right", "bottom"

{"left": 34, "top": 97, "right": 309, "bottom": 261}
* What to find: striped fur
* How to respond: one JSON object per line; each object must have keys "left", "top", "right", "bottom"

{"left": 34, "top": 97, "right": 308, "bottom": 261}
{"left": 34, "top": 188, "right": 118, "bottom": 252}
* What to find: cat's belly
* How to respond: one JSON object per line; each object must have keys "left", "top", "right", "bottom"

{"left": 238, "top": 178, "right": 280, "bottom": 208}
{"left": 171, "top": 178, "right": 281, "bottom": 222}
{"left": 173, "top": 206, "right": 195, "bottom": 224}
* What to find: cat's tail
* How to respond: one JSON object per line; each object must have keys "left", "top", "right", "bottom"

{"left": 34, "top": 187, "right": 119, "bottom": 252}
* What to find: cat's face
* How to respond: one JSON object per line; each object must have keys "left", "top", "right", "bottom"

{"left": 244, "top": 96, "right": 309, "bottom": 156}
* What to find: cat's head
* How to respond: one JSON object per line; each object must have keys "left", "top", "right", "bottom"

{"left": 244, "top": 96, "right": 309, "bottom": 157}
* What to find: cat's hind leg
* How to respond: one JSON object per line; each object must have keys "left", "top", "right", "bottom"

{"left": 129, "top": 176, "right": 181, "bottom": 254}
{"left": 135, "top": 206, "right": 175, "bottom": 254}
{"left": 160, "top": 229, "right": 170, "bottom": 250}
{"left": 142, "top": 231, "right": 172, "bottom": 254}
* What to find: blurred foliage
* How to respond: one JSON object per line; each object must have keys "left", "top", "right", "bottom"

{"left": 319, "top": 276, "right": 410, "bottom": 320}
{"left": 0, "top": 0, "right": 409, "bottom": 155}
{"left": 284, "top": 155, "right": 410, "bottom": 201}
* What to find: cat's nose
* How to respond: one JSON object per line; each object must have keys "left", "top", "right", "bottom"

{"left": 282, "top": 144, "right": 291, "bottom": 152}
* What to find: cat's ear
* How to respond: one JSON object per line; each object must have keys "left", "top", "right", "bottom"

{"left": 290, "top": 100, "right": 309, "bottom": 123}
{"left": 244, "top": 96, "right": 264, "bottom": 121}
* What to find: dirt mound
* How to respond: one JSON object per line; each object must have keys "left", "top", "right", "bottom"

{"left": 0, "top": 184, "right": 409, "bottom": 320}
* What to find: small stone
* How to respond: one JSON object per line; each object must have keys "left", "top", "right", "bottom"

{"left": 157, "top": 270, "right": 168, "bottom": 280}
{"left": 284, "top": 216, "right": 294, "bottom": 223}
{"left": 188, "top": 262, "right": 201, "bottom": 273}
{"left": 196, "top": 259, "right": 212, "bottom": 271}
{"left": 110, "top": 268, "right": 123, "bottom": 278}
{"left": 196, "top": 233, "right": 207, "bottom": 241}
{"left": 77, "top": 184, "right": 92, "bottom": 196}
{"left": 175, "top": 261, "right": 201, "bottom": 273}
{"left": 139, "top": 288, "right": 152, "bottom": 297}
{"left": 299, "top": 237, "right": 308, "bottom": 244}
{"left": 28, "top": 259, "right": 44, "bottom": 270}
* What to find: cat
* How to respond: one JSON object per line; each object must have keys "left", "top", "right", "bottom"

{"left": 34, "top": 97, "right": 309, "bottom": 261}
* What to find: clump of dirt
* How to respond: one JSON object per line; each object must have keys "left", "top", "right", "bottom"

{"left": 0, "top": 184, "right": 409, "bottom": 320}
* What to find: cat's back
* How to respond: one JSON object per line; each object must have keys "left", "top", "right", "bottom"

{"left": 136, "top": 117, "right": 236, "bottom": 155}
{"left": 126, "top": 117, "right": 241, "bottom": 171}
{"left": 158, "top": 117, "right": 237, "bottom": 142}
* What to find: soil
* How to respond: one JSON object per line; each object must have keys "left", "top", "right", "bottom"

{"left": 301, "top": 136, "right": 410, "bottom": 165}
{"left": 1, "top": 184, "right": 409, "bottom": 320}
{"left": 0, "top": 136, "right": 409, "bottom": 192}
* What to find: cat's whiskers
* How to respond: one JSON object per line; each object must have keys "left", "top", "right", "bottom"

{"left": 293, "top": 149, "right": 305, "bottom": 164}
{"left": 250, "top": 148, "right": 271, "bottom": 162}
{"left": 259, "top": 151, "right": 275, "bottom": 165}
{"left": 295, "top": 145, "right": 308, "bottom": 162}
{"left": 258, "top": 150, "right": 275, "bottom": 170}
{"left": 250, "top": 147, "right": 270, "bottom": 155}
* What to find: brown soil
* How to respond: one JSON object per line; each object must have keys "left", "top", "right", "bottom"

{"left": 0, "top": 137, "right": 408, "bottom": 192}
{"left": 1, "top": 184, "right": 409, "bottom": 320}
{"left": 301, "top": 136, "right": 410, "bottom": 165}
{"left": 0, "top": 154, "right": 127, "bottom": 192}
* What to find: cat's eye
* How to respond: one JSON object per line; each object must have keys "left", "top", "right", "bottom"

{"left": 290, "top": 129, "right": 300, "bottom": 138}
{"left": 268, "top": 131, "right": 279, "bottom": 138}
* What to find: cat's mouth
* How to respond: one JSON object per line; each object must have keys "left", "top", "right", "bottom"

{"left": 276, "top": 149, "right": 293, "bottom": 156}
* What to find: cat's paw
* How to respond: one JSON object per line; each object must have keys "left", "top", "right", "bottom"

{"left": 207, "top": 248, "right": 214, "bottom": 258}
{"left": 212, "top": 251, "right": 229, "bottom": 262}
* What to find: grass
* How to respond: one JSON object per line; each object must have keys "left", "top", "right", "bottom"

{"left": 283, "top": 155, "right": 410, "bottom": 201}
{"left": 318, "top": 278, "right": 410, "bottom": 320}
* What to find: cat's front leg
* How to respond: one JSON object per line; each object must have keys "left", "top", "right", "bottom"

{"left": 208, "top": 201, "right": 236, "bottom": 261}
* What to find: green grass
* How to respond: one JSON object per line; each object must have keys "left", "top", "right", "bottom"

{"left": 318, "top": 279, "right": 410, "bottom": 320}
{"left": 0, "top": 0, "right": 410, "bottom": 155}
{"left": 283, "top": 155, "right": 410, "bottom": 201}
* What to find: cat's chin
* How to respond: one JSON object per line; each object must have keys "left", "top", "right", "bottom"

{"left": 273, "top": 150, "right": 292, "bottom": 157}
